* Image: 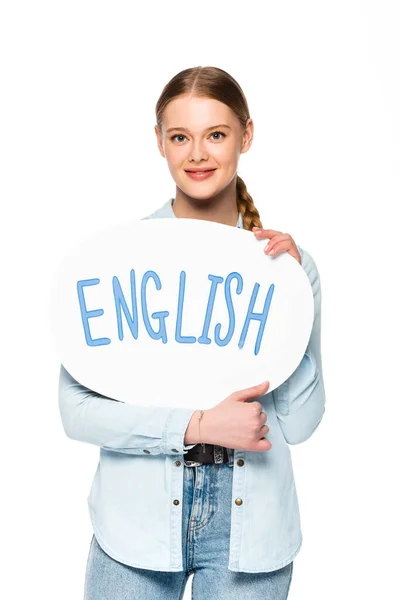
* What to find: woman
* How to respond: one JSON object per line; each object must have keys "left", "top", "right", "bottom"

{"left": 59, "top": 66, "right": 326, "bottom": 599}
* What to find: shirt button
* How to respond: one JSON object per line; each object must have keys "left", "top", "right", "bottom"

{"left": 175, "top": 460, "right": 181, "bottom": 467}
{"left": 173, "top": 499, "right": 180, "bottom": 505}
{"left": 143, "top": 449, "right": 151, "bottom": 454}
{"left": 237, "top": 459, "right": 245, "bottom": 466}
{"left": 235, "top": 498, "right": 243, "bottom": 506}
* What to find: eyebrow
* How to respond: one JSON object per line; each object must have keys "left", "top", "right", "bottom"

{"left": 166, "top": 124, "right": 232, "bottom": 134}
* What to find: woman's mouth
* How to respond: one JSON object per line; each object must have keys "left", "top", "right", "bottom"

{"left": 185, "top": 169, "right": 217, "bottom": 180}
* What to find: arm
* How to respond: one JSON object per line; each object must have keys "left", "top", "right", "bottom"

{"left": 58, "top": 364, "right": 198, "bottom": 455}
{"left": 272, "top": 246, "right": 326, "bottom": 444}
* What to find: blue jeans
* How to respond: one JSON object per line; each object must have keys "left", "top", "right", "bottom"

{"left": 84, "top": 462, "right": 294, "bottom": 599}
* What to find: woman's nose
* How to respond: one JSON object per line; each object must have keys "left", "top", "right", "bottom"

{"left": 188, "top": 140, "right": 208, "bottom": 162}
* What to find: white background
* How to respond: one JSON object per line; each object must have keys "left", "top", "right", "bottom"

{"left": 1, "top": 1, "right": 399, "bottom": 598}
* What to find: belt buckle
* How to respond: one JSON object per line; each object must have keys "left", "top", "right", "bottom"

{"left": 184, "top": 443, "right": 226, "bottom": 466}
{"left": 213, "top": 444, "right": 224, "bottom": 464}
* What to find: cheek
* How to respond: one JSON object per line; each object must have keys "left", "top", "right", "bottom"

{"left": 213, "top": 143, "right": 237, "bottom": 166}
{"left": 170, "top": 149, "right": 189, "bottom": 168}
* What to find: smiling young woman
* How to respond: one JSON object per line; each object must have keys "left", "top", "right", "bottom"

{"left": 154, "top": 69, "right": 263, "bottom": 231}
{"left": 59, "top": 65, "right": 325, "bottom": 600}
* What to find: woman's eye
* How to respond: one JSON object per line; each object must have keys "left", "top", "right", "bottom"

{"left": 170, "top": 131, "right": 226, "bottom": 143}
{"left": 211, "top": 131, "right": 226, "bottom": 140}
{"left": 171, "top": 134, "right": 186, "bottom": 142}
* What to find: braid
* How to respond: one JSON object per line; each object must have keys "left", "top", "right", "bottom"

{"left": 236, "top": 175, "right": 263, "bottom": 231}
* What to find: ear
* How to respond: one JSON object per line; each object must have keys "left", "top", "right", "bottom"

{"left": 154, "top": 125, "right": 166, "bottom": 158}
{"left": 241, "top": 118, "right": 254, "bottom": 155}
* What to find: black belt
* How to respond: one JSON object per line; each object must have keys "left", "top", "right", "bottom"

{"left": 184, "top": 443, "right": 229, "bottom": 465}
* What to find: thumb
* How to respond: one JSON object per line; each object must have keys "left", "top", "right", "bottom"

{"left": 235, "top": 380, "right": 270, "bottom": 402}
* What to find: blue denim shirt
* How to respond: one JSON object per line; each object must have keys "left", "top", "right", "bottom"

{"left": 58, "top": 198, "right": 326, "bottom": 572}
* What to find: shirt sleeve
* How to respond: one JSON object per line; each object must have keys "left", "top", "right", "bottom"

{"left": 58, "top": 364, "right": 197, "bottom": 455}
{"left": 272, "top": 245, "right": 326, "bottom": 444}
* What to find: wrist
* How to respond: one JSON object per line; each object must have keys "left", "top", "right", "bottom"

{"left": 184, "top": 409, "right": 212, "bottom": 445}
{"left": 198, "top": 408, "right": 212, "bottom": 444}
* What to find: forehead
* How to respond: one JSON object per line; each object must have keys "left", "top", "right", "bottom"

{"left": 163, "top": 95, "right": 235, "bottom": 130}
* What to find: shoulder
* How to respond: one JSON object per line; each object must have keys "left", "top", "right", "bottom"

{"left": 140, "top": 211, "right": 157, "bottom": 221}
{"left": 140, "top": 199, "right": 174, "bottom": 221}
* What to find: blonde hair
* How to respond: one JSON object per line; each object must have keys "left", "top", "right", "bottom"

{"left": 155, "top": 66, "right": 263, "bottom": 231}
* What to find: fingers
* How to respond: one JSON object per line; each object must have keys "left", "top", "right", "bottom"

{"left": 253, "top": 434, "right": 272, "bottom": 451}
{"left": 264, "top": 238, "right": 293, "bottom": 255}
{"left": 237, "top": 380, "right": 270, "bottom": 401}
{"left": 262, "top": 438, "right": 272, "bottom": 450}
{"left": 260, "top": 425, "right": 271, "bottom": 450}
{"left": 252, "top": 227, "right": 282, "bottom": 238}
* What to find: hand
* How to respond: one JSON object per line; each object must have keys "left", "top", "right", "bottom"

{"left": 252, "top": 227, "right": 301, "bottom": 265}
{"left": 202, "top": 381, "right": 272, "bottom": 452}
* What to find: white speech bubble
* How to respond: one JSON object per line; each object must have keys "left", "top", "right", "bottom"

{"left": 48, "top": 218, "right": 314, "bottom": 409}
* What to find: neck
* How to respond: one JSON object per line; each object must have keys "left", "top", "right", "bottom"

{"left": 172, "top": 178, "right": 239, "bottom": 227}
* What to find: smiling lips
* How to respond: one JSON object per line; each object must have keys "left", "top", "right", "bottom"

{"left": 185, "top": 168, "right": 217, "bottom": 180}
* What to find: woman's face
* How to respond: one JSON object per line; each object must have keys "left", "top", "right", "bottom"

{"left": 155, "top": 94, "right": 253, "bottom": 201}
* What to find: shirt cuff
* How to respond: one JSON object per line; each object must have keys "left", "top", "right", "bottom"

{"left": 161, "top": 407, "right": 198, "bottom": 455}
